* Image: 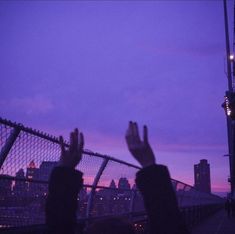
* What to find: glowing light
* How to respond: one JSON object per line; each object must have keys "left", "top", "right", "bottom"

{"left": 230, "top": 54, "right": 234, "bottom": 60}
{"left": 225, "top": 96, "right": 232, "bottom": 116}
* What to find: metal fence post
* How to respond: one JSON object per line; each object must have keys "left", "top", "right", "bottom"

{"left": 0, "top": 127, "right": 20, "bottom": 169}
{"left": 86, "top": 157, "right": 109, "bottom": 218}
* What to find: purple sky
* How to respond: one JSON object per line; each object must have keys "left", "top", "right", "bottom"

{"left": 0, "top": 1, "right": 233, "bottom": 194}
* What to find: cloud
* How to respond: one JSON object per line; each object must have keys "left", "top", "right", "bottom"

{"left": 157, "top": 143, "right": 226, "bottom": 153}
{"left": 211, "top": 184, "right": 230, "bottom": 193}
{"left": 0, "top": 96, "right": 54, "bottom": 114}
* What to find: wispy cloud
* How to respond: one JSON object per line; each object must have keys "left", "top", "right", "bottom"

{"left": 0, "top": 96, "right": 54, "bottom": 114}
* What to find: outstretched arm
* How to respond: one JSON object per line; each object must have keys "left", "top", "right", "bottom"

{"left": 46, "top": 129, "right": 84, "bottom": 234}
{"left": 126, "top": 122, "right": 189, "bottom": 234}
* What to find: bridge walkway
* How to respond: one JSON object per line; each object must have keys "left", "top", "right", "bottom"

{"left": 192, "top": 209, "right": 235, "bottom": 234}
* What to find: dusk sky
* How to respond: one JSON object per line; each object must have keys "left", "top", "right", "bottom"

{"left": 0, "top": 1, "right": 233, "bottom": 194}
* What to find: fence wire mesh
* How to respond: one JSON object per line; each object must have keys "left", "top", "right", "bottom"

{"left": 0, "top": 124, "right": 13, "bottom": 152}
{"left": 0, "top": 118, "right": 223, "bottom": 229}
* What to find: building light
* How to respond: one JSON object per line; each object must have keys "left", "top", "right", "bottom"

{"left": 224, "top": 96, "right": 232, "bottom": 116}
{"left": 230, "top": 54, "right": 234, "bottom": 60}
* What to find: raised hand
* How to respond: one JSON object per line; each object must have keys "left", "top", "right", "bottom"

{"left": 59, "top": 128, "right": 84, "bottom": 168}
{"left": 125, "top": 121, "right": 156, "bottom": 168}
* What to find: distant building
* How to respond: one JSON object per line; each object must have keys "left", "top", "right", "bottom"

{"left": 0, "top": 174, "right": 12, "bottom": 207}
{"left": 109, "top": 179, "right": 117, "bottom": 189}
{"left": 0, "top": 175, "right": 12, "bottom": 198}
{"left": 14, "top": 168, "right": 27, "bottom": 196}
{"left": 118, "top": 177, "right": 130, "bottom": 190}
{"left": 194, "top": 159, "right": 211, "bottom": 193}
{"left": 37, "top": 161, "right": 58, "bottom": 196}
{"left": 25, "top": 160, "right": 57, "bottom": 195}
{"left": 38, "top": 161, "right": 58, "bottom": 181}
{"left": 26, "top": 160, "right": 39, "bottom": 181}
{"left": 26, "top": 160, "right": 39, "bottom": 196}
{"left": 97, "top": 179, "right": 117, "bottom": 199}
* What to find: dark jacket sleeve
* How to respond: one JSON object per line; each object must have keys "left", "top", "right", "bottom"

{"left": 136, "top": 164, "right": 189, "bottom": 234}
{"left": 46, "top": 166, "right": 83, "bottom": 234}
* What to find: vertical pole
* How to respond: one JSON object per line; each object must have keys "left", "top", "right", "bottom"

{"left": 223, "top": 0, "right": 232, "bottom": 90}
{"left": 231, "top": 122, "right": 235, "bottom": 197}
{"left": 232, "top": 0, "right": 235, "bottom": 198}
{"left": 86, "top": 158, "right": 109, "bottom": 218}
{"left": 0, "top": 127, "right": 20, "bottom": 169}
{"left": 223, "top": 0, "right": 235, "bottom": 197}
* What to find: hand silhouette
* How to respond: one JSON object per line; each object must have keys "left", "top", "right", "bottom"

{"left": 125, "top": 121, "right": 156, "bottom": 168}
{"left": 59, "top": 128, "right": 84, "bottom": 168}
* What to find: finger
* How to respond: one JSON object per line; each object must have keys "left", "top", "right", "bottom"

{"left": 74, "top": 128, "right": 78, "bottom": 149}
{"left": 143, "top": 125, "right": 148, "bottom": 144}
{"left": 133, "top": 122, "right": 141, "bottom": 142}
{"left": 59, "top": 136, "right": 65, "bottom": 154}
{"left": 69, "top": 131, "right": 75, "bottom": 152}
{"left": 125, "top": 121, "right": 135, "bottom": 144}
{"left": 125, "top": 134, "right": 134, "bottom": 148}
{"left": 130, "top": 122, "right": 140, "bottom": 144}
{"left": 130, "top": 121, "right": 135, "bottom": 136}
{"left": 79, "top": 132, "right": 84, "bottom": 150}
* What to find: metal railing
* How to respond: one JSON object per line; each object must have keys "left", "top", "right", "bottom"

{"left": 0, "top": 117, "right": 224, "bottom": 230}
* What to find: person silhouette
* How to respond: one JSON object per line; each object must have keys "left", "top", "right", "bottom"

{"left": 46, "top": 122, "right": 189, "bottom": 234}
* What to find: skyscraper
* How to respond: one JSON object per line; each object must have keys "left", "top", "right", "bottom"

{"left": 26, "top": 160, "right": 39, "bottom": 196}
{"left": 38, "top": 161, "right": 58, "bottom": 181}
{"left": 194, "top": 159, "right": 211, "bottom": 193}
{"left": 26, "top": 160, "right": 38, "bottom": 181}
{"left": 14, "top": 168, "right": 27, "bottom": 196}
{"left": 109, "top": 179, "right": 117, "bottom": 189}
{"left": 118, "top": 177, "right": 131, "bottom": 190}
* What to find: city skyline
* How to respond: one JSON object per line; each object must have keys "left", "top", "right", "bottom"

{"left": 0, "top": 158, "right": 218, "bottom": 197}
{"left": 0, "top": 158, "right": 221, "bottom": 202}
{"left": 0, "top": 1, "right": 233, "bottom": 195}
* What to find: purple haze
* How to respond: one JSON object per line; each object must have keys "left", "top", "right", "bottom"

{"left": 0, "top": 1, "right": 233, "bottom": 195}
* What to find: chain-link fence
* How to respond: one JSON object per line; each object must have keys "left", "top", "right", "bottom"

{"left": 0, "top": 117, "right": 223, "bottom": 230}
